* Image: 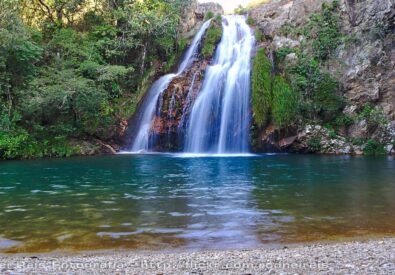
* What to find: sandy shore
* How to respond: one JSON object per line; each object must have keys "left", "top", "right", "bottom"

{"left": 1, "top": 238, "right": 394, "bottom": 274}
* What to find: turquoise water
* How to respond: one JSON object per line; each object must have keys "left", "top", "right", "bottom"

{"left": 0, "top": 154, "right": 394, "bottom": 252}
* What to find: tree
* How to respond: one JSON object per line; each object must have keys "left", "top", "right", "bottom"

{"left": 21, "top": 0, "right": 88, "bottom": 27}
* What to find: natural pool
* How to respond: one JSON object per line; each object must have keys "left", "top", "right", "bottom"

{"left": 0, "top": 154, "right": 394, "bottom": 252}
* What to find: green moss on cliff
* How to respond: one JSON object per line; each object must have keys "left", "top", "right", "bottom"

{"left": 251, "top": 48, "right": 272, "bottom": 127}
{"left": 272, "top": 76, "right": 298, "bottom": 127}
{"left": 201, "top": 20, "right": 222, "bottom": 58}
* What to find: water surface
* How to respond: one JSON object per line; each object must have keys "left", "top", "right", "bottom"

{"left": 0, "top": 155, "right": 394, "bottom": 252}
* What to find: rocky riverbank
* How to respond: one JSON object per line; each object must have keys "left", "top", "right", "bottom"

{"left": 1, "top": 238, "right": 394, "bottom": 274}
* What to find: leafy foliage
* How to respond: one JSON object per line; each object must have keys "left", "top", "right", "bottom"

{"left": 0, "top": 0, "right": 192, "bottom": 159}
{"left": 333, "top": 114, "right": 354, "bottom": 129}
{"left": 304, "top": 0, "right": 341, "bottom": 61}
{"left": 307, "top": 136, "right": 322, "bottom": 152}
{"left": 275, "top": 47, "right": 296, "bottom": 62}
{"left": 363, "top": 139, "right": 386, "bottom": 156}
{"left": 289, "top": 54, "right": 344, "bottom": 123}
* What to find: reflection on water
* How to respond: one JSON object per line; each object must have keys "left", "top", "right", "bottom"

{"left": 0, "top": 155, "right": 394, "bottom": 252}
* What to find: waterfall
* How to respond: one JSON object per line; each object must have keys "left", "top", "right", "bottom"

{"left": 184, "top": 16, "right": 255, "bottom": 154}
{"left": 130, "top": 20, "right": 211, "bottom": 152}
{"left": 128, "top": 15, "right": 254, "bottom": 155}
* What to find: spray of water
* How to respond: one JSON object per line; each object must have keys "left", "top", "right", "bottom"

{"left": 184, "top": 16, "right": 255, "bottom": 153}
{"left": 130, "top": 20, "right": 212, "bottom": 152}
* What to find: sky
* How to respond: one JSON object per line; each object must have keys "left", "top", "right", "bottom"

{"left": 198, "top": 0, "right": 252, "bottom": 13}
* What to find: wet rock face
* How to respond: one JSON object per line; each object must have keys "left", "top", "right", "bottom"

{"left": 149, "top": 61, "right": 209, "bottom": 151}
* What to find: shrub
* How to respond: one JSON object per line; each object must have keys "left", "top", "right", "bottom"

{"left": 279, "top": 22, "right": 296, "bottom": 37}
{"left": 276, "top": 47, "right": 295, "bottom": 61}
{"left": 290, "top": 54, "right": 344, "bottom": 122}
{"left": 178, "top": 37, "right": 189, "bottom": 52}
{"left": 328, "top": 129, "right": 337, "bottom": 139}
{"left": 255, "top": 29, "right": 264, "bottom": 42}
{"left": 205, "top": 11, "right": 214, "bottom": 20}
{"left": 349, "top": 137, "right": 368, "bottom": 146}
{"left": 333, "top": 114, "right": 354, "bottom": 128}
{"left": 201, "top": 23, "right": 222, "bottom": 58}
{"left": 234, "top": 5, "right": 248, "bottom": 15}
{"left": 246, "top": 16, "right": 255, "bottom": 25}
{"left": 359, "top": 104, "right": 374, "bottom": 119}
{"left": 305, "top": 0, "right": 341, "bottom": 61}
{"left": 307, "top": 136, "right": 321, "bottom": 152}
{"left": 0, "top": 130, "right": 29, "bottom": 159}
{"left": 363, "top": 139, "right": 386, "bottom": 156}
{"left": 251, "top": 48, "right": 272, "bottom": 127}
{"left": 358, "top": 105, "right": 388, "bottom": 132}
{"left": 313, "top": 73, "right": 344, "bottom": 121}
{"left": 271, "top": 76, "right": 298, "bottom": 127}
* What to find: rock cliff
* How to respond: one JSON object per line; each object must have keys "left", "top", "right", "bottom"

{"left": 250, "top": 0, "right": 394, "bottom": 155}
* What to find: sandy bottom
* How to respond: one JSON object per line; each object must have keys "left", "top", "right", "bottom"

{"left": 0, "top": 238, "right": 394, "bottom": 274}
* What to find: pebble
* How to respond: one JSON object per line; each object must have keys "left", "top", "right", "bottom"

{"left": 0, "top": 238, "right": 394, "bottom": 274}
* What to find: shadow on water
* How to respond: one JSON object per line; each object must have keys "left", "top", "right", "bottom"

{"left": 0, "top": 154, "right": 394, "bottom": 252}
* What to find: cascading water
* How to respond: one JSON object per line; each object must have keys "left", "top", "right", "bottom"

{"left": 130, "top": 20, "right": 211, "bottom": 152}
{"left": 184, "top": 16, "right": 255, "bottom": 154}
{"left": 128, "top": 15, "right": 254, "bottom": 154}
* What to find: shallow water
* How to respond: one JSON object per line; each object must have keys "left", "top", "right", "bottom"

{"left": 0, "top": 154, "right": 394, "bottom": 252}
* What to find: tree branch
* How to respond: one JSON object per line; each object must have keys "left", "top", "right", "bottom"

{"left": 36, "top": 0, "right": 55, "bottom": 23}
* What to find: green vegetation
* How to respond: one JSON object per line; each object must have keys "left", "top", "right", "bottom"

{"left": 267, "top": 1, "right": 346, "bottom": 131}
{"left": 358, "top": 104, "right": 388, "bottom": 130}
{"left": 275, "top": 47, "right": 296, "bottom": 62}
{"left": 271, "top": 76, "right": 298, "bottom": 127}
{"left": 234, "top": 5, "right": 248, "bottom": 15}
{"left": 0, "top": 0, "right": 192, "bottom": 160}
{"left": 205, "top": 11, "right": 214, "bottom": 20}
{"left": 255, "top": 29, "right": 264, "bottom": 42}
{"left": 290, "top": 55, "right": 344, "bottom": 123}
{"left": 363, "top": 139, "right": 387, "bottom": 156}
{"left": 333, "top": 114, "right": 354, "bottom": 129}
{"left": 201, "top": 18, "right": 222, "bottom": 58}
{"left": 251, "top": 48, "right": 272, "bottom": 127}
{"left": 307, "top": 136, "right": 322, "bottom": 152}
{"left": 304, "top": 0, "right": 341, "bottom": 61}
{"left": 246, "top": 16, "right": 256, "bottom": 26}
{"left": 252, "top": 50, "right": 298, "bottom": 128}
{"left": 278, "top": 23, "right": 295, "bottom": 37}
